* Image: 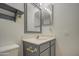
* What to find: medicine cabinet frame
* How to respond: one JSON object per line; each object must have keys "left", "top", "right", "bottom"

{"left": 24, "top": 3, "right": 42, "bottom": 33}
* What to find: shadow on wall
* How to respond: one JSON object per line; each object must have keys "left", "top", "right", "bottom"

{"left": 56, "top": 41, "right": 63, "bottom": 56}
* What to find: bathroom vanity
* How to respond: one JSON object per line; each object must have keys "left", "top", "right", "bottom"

{"left": 23, "top": 37, "right": 56, "bottom": 56}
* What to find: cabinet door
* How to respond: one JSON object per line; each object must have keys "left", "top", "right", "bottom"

{"left": 51, "top": 45, "right": 55, "bottom": 56}
{"left": 40, "top": 42, "right": 49, "bottom": 52}
{"left": 40, "top": 48, "right": 49, "bottom": 56}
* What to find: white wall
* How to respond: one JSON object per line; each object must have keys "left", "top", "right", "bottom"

{"left": 0, "top": 15, "right": 24, "bottom": 55}
{"left": 54, "top": 3, "right": 79, "bottom": 56}
{"left": 6, "top": 3, "right": 24, "bottom": 12}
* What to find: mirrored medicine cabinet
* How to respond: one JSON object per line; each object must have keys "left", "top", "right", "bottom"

{"left": 24, "top": 3, "right": 53, "bottom": 33}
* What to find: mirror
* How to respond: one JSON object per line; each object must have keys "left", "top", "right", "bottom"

{"left": 40, "top": 3, "right": 53, "bottom": 26}
{"left": 24, "top": 3, "right": 53, "bottom": 33}
{"left": 40, "top": 3, "right": 53, "bottom": 33}
{"left": 24, "top": 3, "right": 42, "bottom": 33}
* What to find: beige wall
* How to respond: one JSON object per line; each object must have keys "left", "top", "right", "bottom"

{"left": 54, "top": 3, "right": 79, "bottom": 56}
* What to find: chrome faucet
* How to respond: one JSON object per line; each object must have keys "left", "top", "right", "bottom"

{"left": 36, "top": 35, "right": 39, "bottom": 39}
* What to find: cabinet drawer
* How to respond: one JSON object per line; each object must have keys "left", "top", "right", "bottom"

{"left": 40, "top": 42, "right": 49, "bottom": 52}
{"left": 23, "top": 42, "right": 39, "bottom": 56}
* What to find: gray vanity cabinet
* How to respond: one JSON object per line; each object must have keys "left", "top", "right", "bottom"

{"left": 23, "top": 39, "right": 56, "bottom": 56}
{"left": 40, "top": 42, "right": 50, "bottom": 56}
{"left": 51, "top": 45, "right": 55, "bottom": 56}
{"left": 40, "top": 48, "right": 49, "bottom": 56}
{"left": 51, "top": 40, "right": 55, "bottom": 56}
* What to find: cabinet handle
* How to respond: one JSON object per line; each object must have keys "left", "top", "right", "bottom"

{"left": 26, "top": 47, "right": 37, "bottom": 53}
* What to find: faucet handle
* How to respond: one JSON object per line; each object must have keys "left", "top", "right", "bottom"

{"left": 36, "top": 35, "right": 39, "bottom": 39}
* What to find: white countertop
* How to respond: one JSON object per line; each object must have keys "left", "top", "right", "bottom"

{"left": 22, "top": 37, "right": 56, "bottom": 45}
